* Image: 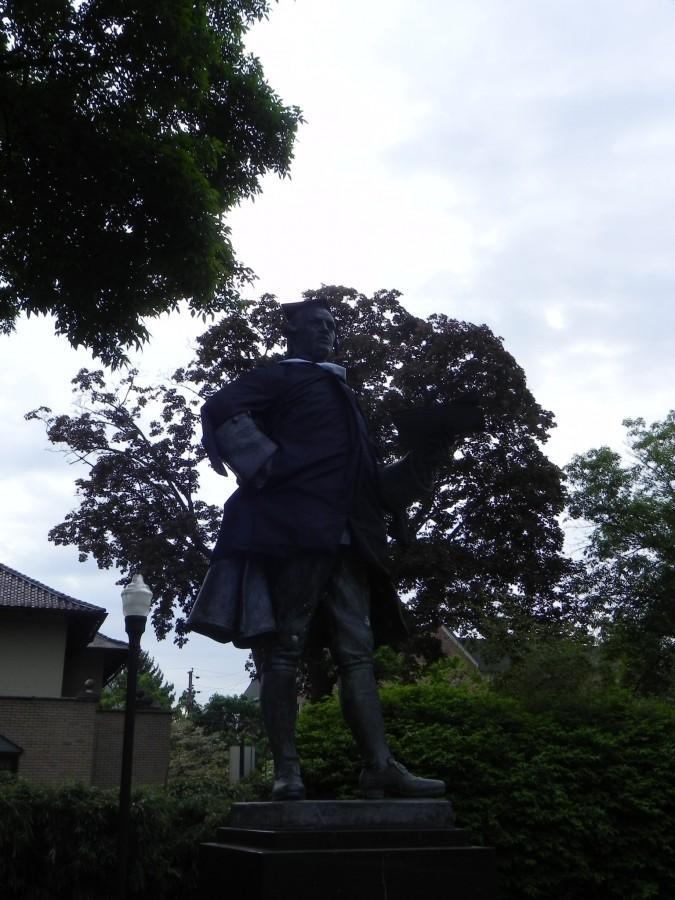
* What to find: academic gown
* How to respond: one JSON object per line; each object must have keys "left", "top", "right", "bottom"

{"left": 186, "top": 360, "right": 408, "bottom": 648}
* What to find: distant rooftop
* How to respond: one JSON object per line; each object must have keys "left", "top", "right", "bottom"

{"left": 242, "top": 678, "right": 260, "bottom": 701}
{"left": 88, "top": 632, "right": 128, "bottom": 650}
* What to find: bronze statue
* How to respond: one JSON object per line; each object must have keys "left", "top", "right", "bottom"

{"left": 188, "top": 299, "right": 463, "bottom": 801}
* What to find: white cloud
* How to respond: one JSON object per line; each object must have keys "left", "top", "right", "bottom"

{"left": 544, "top": 307, "right": 566, "bottom": 330}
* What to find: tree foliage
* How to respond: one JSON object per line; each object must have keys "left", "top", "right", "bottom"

{"left": 27, "top": 287, "right": 572, "bottom": 654}
{"left": 192, "top": 692, "right": 264, "bottom": 745}
{"left": 565, "top": 412, "right": 675, "bottom": 695}
{"left": 0, "top": 0, "right": 301, "bottom": 365}
{"left": 27, "top": 362, "right": 218, "bottom": 639}
{"left": 99, "top": 650, "right": 176, "bottom": 710}
{"left": 168, "top": 717, "right": 233, "bottom": 787}
{"left": 492, "top": 637, "right": 618, "bottom": 711}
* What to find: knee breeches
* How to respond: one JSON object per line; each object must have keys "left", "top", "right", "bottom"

{"left": 261, "top": 548, "right": 375, "bottom": 675}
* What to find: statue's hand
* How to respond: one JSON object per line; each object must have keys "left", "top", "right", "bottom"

{"left": 410, "top": 438, "right": 453, "bottom": 486}
{"left": 246, "top": 454, "right": 273, "bottom": 489}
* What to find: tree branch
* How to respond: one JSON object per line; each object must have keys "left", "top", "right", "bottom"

{"left": 109, "top": 401, "right": 199, "bottom": 522}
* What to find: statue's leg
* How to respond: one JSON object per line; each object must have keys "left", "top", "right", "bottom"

{"left": 328, "top": 550, "right": 446, "bottom": 799}
{"left": 327, "top": 551, "right": 391, "bottom": 768}
{"left": 261, "top": 551, "right": 333, "bottom": 801}
{"left": 260, "top": 649, "right": 304, "bottom": 800}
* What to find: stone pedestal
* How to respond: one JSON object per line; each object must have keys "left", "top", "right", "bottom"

{"left": 198, "top": 800, "right": 497, "bottom": 900}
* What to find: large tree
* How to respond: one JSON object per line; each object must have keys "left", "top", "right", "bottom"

{"left": 565, "top": 413, "right": 675, "bottom": 696}
{"left": 27, "top": 287, "right": 575, "bottom": 657}
{"left": 0, "top": 0, "right": 300, "bottom": 365}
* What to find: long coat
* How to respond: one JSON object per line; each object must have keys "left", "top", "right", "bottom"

{"left": 186, "top": 360, "right": 408, "bottom": 648}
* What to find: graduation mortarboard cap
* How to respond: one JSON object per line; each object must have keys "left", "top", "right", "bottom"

{"left": 392, "top": 400, "right": 485, "bottom": 451}
{"left": 281, "top": 298, "right": 332, "bottom": 322}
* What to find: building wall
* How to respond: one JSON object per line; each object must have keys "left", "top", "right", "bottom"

{"left": 61, "top": 648, "right": 105, "bottom": 697}
{"left": 0, "top": 614, "right": 67, "bottom": 697}
{"left": 0, "top": 696, "right": 170, "bottom": 787}
{"left": 0, "top": 696, "right": 96, "bottom": 784}
{"left": 92, "top": 709, "right": 171, "bottom": 789}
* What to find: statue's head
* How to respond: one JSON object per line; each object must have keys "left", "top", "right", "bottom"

{"left": 282, "top": 299, "right": 336, "bottom": 363}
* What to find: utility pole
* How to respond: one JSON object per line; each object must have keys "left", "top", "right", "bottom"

{"left": 185, "top": 667, "right": 200, "bottom": 715}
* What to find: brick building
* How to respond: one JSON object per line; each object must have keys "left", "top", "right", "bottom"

{"left": 0, "top": 562, "right": 170, "bottom": 787}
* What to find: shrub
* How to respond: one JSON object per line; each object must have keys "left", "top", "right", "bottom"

{"left": 0, "top": 775, "right": 263, "bottom": 900}
{"left": 297, "top": 669, "right": 675, "bottom": 900}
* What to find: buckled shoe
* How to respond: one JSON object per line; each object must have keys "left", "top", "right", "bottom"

{"left": 271, "top": 759, "right": 306, "bottom": 801}
{"left": 359, "top": 758, "right": 445, "bottom": 799}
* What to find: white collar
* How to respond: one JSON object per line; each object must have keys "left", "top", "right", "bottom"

{"left": 281, "top": 358, "right": 347, "bottom": 382}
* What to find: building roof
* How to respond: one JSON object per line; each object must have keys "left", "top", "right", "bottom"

{"left": 437, "top": 626, "right": 481, "bottom": 669}
{"left": 242, "top": 678, "right": 260, "bottom": 701}
{"left": 0, "top": 562, "right": 105, "bottom": 615}
{"left": 86, "top": 632, "right": 128, "bottom": 686}
{"left": 88, "top": 632, "right": 128, "bottom": 650}
{"left": 0, "top": 561, "right": 107, "bottom": 650}
{"left": 0, "top": 734, "right": 23, "bottom": 755}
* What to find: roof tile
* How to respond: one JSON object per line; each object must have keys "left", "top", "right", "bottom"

{"left": 0, "top": 562, "right": 106, "bottom": 616}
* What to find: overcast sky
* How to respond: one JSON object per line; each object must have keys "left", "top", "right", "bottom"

{"left": 2, "top": 0, "right": 674, "bottom": 699}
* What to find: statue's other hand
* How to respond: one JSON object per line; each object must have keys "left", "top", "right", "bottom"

{"left": 211, "top": 458, "right": 228, "bottom": 477}
{"left": 410, "top": 439, "right": 453, "bottom": 484}
{"left": 246, "top": 449, "right": 282, "bottom": 490}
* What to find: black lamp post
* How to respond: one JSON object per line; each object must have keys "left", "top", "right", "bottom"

{"left": 116, "top": 573, "right": 153, "bottom": 900}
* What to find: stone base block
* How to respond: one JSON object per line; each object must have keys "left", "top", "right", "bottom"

{"left": 198, "top": 800, "right": 496, "bottom": 900}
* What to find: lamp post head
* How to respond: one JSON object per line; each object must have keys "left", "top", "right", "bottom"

{"left": 121, "top": 573, "right": 153, "bottom": 620}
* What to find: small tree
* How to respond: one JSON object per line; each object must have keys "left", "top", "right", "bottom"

{"left": 99, "top": 650, "right": 175, "bottom": 710}
{"left": 565, "top": 412, "right": 675, "bottom": 695}
{"left": 193, "top": 693, "right": 264, "bottom": 745}
{"left": 168, "top": 717, "right": 233, "bottom": 787}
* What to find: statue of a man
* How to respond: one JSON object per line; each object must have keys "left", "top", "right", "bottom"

{"left": 188, "top": 298, "right": 445, "bottom": 801}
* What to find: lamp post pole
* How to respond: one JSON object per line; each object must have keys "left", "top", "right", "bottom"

{"left": 116, "top": 574, "right": 153, "bottom": 900}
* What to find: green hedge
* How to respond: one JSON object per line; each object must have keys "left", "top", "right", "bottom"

{"left": 297, "top": 674, "right": 675, "bottom": 900}
{"left": 4, "top": 677, "right": 674, "bottom": 900}
{"left": 0, "top": 777, "right": 262, "bottom": 900}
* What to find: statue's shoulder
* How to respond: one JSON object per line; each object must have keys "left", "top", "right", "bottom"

{"left": 228, "top": 360, "right": 302, "bottom": 394}
{"left": 259, "top": 360, "right": 313, "bottom": 380}
{"left": 239, "top": 360, "right": 327, "bottom": 390}
{"left": 234, "top": 359, "right": 287, "bottom": 382}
